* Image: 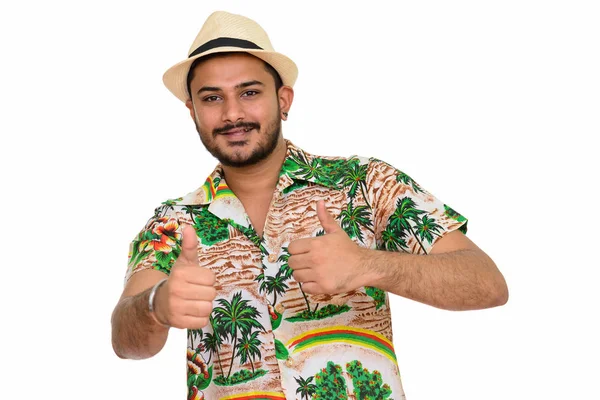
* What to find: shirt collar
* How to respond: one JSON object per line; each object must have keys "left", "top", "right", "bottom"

{"left": 172, "top": 139, "right": 343, "bottom": 207}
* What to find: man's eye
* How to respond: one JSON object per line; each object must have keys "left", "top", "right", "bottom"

{"left": 203, "top": 95, "right": 220, "bottom": 102}
{"left": 242, "top": 90, "right": 258, "bottom": 97}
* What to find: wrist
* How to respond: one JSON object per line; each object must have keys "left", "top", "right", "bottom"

{"left": 356, "top": 247, "right": 379, "bottom": 287}
{"left": 148, "top": 279, "right": 170, "bottom": 328}
{"left": 361, "top": 248, "right": 390, "bottom": 288}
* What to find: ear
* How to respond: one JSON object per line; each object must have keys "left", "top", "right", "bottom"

{"left": 278, "top": 86, "right": 294, "bottom": 120}
{"left": 185, "top": 99, "right": 195, "bottom": 120}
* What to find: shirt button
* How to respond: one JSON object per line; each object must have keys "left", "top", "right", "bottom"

{"left": 268, "top": 253, "right": 278, "bottom": 263}
{"left": 285, "top": 356, "right": 294, "bottom": 368}
{"left": 275, "top": 303, "right": 285, "bottom": 314}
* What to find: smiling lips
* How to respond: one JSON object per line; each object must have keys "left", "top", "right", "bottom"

{"left": 220, "top": 127, "right": 254, "bottom": 138}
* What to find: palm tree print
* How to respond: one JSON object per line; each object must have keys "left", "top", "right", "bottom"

{"left": 278, "top": 248, "right": 314, "bottom": 316}
{"left": 282, "top": 149, "right": 349, "bottom": 188}
{"left": 295, "top": 376, "right": 317, "bottom": 400}
{"left": 396, "top": 171, "right": 424, "bottom": 194}
{"left": 235, "top": 329, "right": 262, "bottom": 374}
{"left": 188, "top": 328, "right": 203, "bottom": 348}
{"left": 277, "top": 249, "right": 293, "bottom": 280}
{"left": 388, "top": 197, "right": 428, "bottom": 254}
{"left": 415, "top": 215, "right": 443, "bottom": 244}
{"left": 212, "top": 292, "right": 265, "bottom": 380}
{"left": 201, "top": 326, "right": 222, "bottom": 367}
{"left": 263, "top": 274, "right": 289, "bottom": 306}
{"left": 340, "top": 200, "right": 374, "bottom": 244}
{"left": 283, "top": 149, "right": 324, "bottom": 182}
{"left": 342, "top": 160, "right": 370, "bottom": 204}
{"left": 380, "top": 225, "right": 408, "bottom": 252}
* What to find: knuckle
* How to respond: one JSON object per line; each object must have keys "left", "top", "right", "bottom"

{"left": 310, "top": 253, "right": 321, "bottom": 265}
{"left": 287, "top": 257, "right": 296, "bottom": 269}
{"left": 196, "top": 317, "right": 209, "bottom": 329}
{"left": 198, "top": 301, "right": 212, "bottom": 317}
{"left": 206, "top": 287, "right": 217, "bottom": 300}
{"left": 204, "top": 269, "right": 217, "bottom": 285}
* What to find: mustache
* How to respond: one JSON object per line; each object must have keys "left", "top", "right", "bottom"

{"left": 213, "top": 121, "right": 261, "bottom": 136}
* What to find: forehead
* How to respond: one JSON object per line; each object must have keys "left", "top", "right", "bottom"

{"left": 189, "top": 53, "right": 270, "bottom": 87}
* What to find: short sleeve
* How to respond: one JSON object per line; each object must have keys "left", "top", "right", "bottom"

{"left": 124, "top": 204, "right": 185, "bottom": 284}
{"left": 366, "top": 159, "right": 468, "bottom": 255}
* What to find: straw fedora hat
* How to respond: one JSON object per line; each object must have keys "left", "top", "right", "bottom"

{"left": 163, "top": 11, "right": 298, "bottom": 103}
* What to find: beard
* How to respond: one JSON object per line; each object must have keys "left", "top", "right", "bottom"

{"left": 194, "top": 111, "right": 282, "bottom": 168}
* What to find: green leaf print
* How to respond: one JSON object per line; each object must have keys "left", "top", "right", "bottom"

{"left": 274, "top": 339, "right": 289, "bottom": 360}
{"left": 346, "top": 360, "right": 392, "bottom": 400}
{"left": 193, "top": 208, "right": 229, "bottom": 246}
{"left": 316, "top": 158, "right": 351, "bottom": 187}
{"left": 365, "top": 287, "right": 386, "bottom": 309}
{"left": 444, "top": 204, "right": 468, "bottom": 233}
{"left": 314, "top": 362, "right": 348, "bottom": 400}
{"left": 286, "top": 304, "right": 351, "bottom": 322}
{"left": 188, "top": 366, "right": 212, "bottom": 391}
{"left": 213, "top": 369, "right": 268, "bottom": 386}
{"left": 270, "top": 309, "right": 282, "bottom": 330}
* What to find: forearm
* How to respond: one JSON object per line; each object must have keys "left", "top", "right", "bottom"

{"left": 363, "top": 248, "right": 508, "bottom": 311}
{"left": 111, "top": 287, "right": 170, "bottom": 359}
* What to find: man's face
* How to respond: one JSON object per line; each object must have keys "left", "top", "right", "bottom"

{"left": 186, "top": 53, "right": 285, "bottom": 168}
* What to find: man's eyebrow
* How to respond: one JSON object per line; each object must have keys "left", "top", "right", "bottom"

{"left": 235, "top": 80, "right": 264, "bottom": 89}
{"left": 197, "top": 86, "right": 221, "bottom": 95}
{"left": 196, "top": 80, "right": 265, "bottom": 96}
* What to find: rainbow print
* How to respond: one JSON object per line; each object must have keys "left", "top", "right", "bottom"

{"left": 287, "top": 326, "right": 398, "bottom": 364}
{"left": 201, "top": 177, "right": 235, "bottom": 203}
{"left": 214, "top": 182, "right": 234, "bottom": 200}
{"left": 219, "top": 391, "right": 286, "bottom": 400}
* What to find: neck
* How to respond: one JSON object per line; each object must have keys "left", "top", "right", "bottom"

{"left": 221, "top": 137, "right": 287, "bottom": 197}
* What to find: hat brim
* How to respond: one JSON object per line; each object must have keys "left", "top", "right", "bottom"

{"left": 162, "top": 47, "right": 298, "bottom": 103}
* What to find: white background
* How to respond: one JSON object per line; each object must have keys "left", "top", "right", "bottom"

{"left": 1, "top": 1, "right": 598, "bottom": 399}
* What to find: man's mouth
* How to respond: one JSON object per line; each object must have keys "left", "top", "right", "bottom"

{"left": 214, "top": 123, "right": 259, "bottom": 138}
{"left": 221, "top": 127, "right": 253, "bottom": 135}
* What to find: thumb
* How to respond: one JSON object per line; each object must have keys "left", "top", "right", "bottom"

{"left": 317, "top": 200, "right": 340, "bottom": 234}
{"left": 180, "top": 225, "right": 199, "bottom": 264}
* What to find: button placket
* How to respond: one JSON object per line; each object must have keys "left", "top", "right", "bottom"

{"left": 275, "top": 303, "right": 285, "bottom": 314}
{"left": 285, "top": 356, "right": 294, "bottom": 368}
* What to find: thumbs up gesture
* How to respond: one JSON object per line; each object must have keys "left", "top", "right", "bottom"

{"left": 153, "top": 225, "right": 217, "bottom": 329}
{"left": 288, "top": 200, "right": 369, "bottom": 295}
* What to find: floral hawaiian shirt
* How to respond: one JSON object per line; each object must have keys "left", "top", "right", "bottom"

{"left": 126, "top": 140, "right": 468, "bottom": 400}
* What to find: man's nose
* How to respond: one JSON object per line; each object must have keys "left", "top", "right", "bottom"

{"left": 222, "top": 98, "right": 245, "bottom": 124}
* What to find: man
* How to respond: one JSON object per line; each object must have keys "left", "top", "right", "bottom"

{"left": 111, "top": 10, "right": 508, "bottom": 400}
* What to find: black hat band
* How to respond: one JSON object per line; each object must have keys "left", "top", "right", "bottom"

{"left": 189, "top": 37, "right": 263, "bottom": 58}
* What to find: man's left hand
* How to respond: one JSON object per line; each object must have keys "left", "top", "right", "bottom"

{"left": 288, "top": 200, "right": 369, "bottom": 295}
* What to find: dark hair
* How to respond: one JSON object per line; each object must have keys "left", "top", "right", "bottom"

{"left": 186, "top": 52, "right": 283, "bottom": 100}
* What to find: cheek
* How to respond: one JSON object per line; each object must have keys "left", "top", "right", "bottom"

{"left": 251, "top": 100, "right": 280, "bottom": 123}
{"left": 194, "top": 109, "right": 220, "bottom": 130}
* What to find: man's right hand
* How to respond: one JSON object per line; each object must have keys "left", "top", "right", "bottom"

{"left": 154, "top": 225, "right": 217, "bottom": 329}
